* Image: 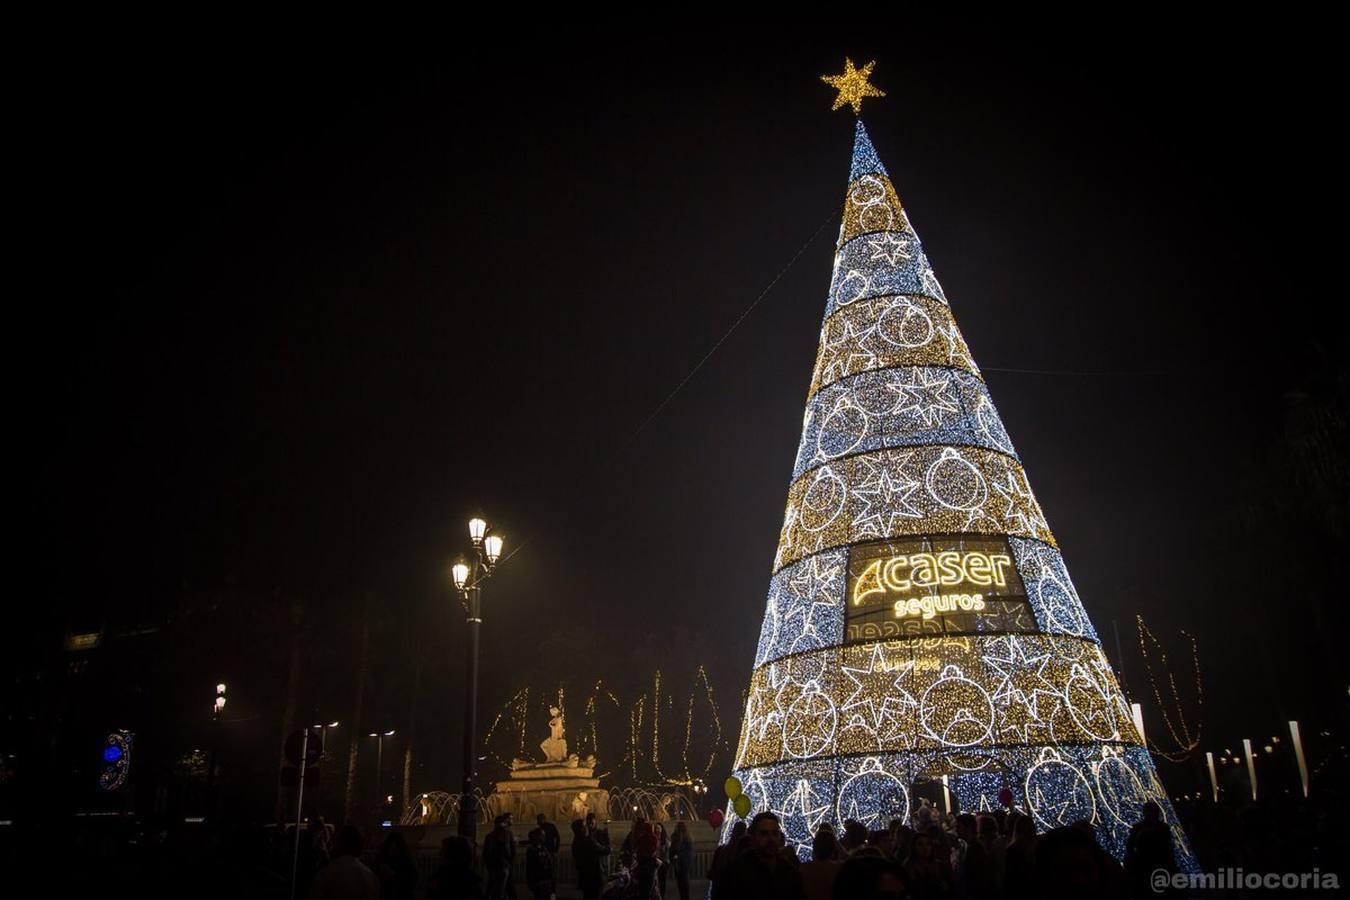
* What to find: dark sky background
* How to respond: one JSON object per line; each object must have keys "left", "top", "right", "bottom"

{"left": 11, "top": 28, "right": 1345, "bottom": 798}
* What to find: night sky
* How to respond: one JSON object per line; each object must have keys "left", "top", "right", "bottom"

{"left": 11, "top": 29, "right": 1344, "bottom": 798}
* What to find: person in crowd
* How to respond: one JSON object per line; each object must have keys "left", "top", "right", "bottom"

{"left": 632, "top": 820, "right": 659, "bottom": 899}
{"left": 953, "top": 813, "right": 995, "bottom": 900}
{"left": 903, "top": 830, "right": 953, "bottom": 900}
{"left": 427, "top": 835, "right": 484, "bottom": 900}
{"left": 1002, "top": 812, "right": 1037, "bottom": 900}
{"left": 1124, "top": 802, "right": 1175, "bottom": 899}
{"left": 914, "top": 800, "right": 936, "bottom": 834}
{"left": 975, "top": 815, "right": 1004, "bottom": 891}
{"left": 890, "top": 823, "right": 914, "bottom": 866}
{"left": 535, "top": 814, "right": 561, "bottom": 855}
{"left": 831, "top": 855, "right": 906, "bottom": 900}
{"left": 716, "top": 812, "right": 807, "bottom": 900}
{"left": 525, "top": 828, "right": 554, "bottom": 900}
{"left": 811, "top": 826, "right": 841, "bottom": 862}
{"left": 799, "top": 829, "right": 843, "bottom": 900}
{"left": 668, "top": 821, "right": 693, "bottom": 900}
{"left": 839, "top": 819, "right": 868, "bottom": 855}
{"left": 374, "top": 830, "right": 417, "bottom": 900}
{"left": 707, "top": 820, "right": 747, "bottom": 897}
{"left": 533, "top": 813, "right": 560, "bottom": 896}
{"left": 483, "top": 814, "right": 518, "bottom": 900}
{"left": 653, "top": 822, "right": 670, "bottom": 898}
{"left": 309, "top": 825, "right": 378, "bottom": 900}
{"left": 620, "top": 816, "right": 646, "bottom": 869}
{"left": 585, "top": 812, "right": 612, "bottom": 877}
{"left": 1035, "top": 825, "right": 1126, "bottom": 900}
{"left": 573, "top": 818, "right": 609, "bottom": 900}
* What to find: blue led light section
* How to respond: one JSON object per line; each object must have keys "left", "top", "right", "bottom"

{"left": 754, "top": 550, "right": 847, "bottom": 668}
{"left": 1010, "top": 538, "right": 1100, "bottom": 642}
{"left": 826, "top": 237, "right": 944, "bottom": 319}
{"left": 724, "top": 758, "right": 838, "bottom": 857}
{"left": 848, "top": 120, "right": 888, "bottom": 183}
{"left": 796, "top": 367, "right": 1017, "bottom": 477}
{"left": 837, "top": 755, "right": 911, "bottom": 829}
{"left": 945, "top": 767, "right": 1008, "bottom": 814}
{"left": 731, "top": 743, "right": 1198, "bottom": 873}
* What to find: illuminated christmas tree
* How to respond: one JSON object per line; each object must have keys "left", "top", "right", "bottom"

{"left": 730, "top": 61, "right": 1197, "bottom": 870}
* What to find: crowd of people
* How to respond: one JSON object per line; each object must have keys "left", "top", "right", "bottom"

{"left": 54, "top": 790, "right": 1332, "bottom": 898}
{"left": 289, "top": 797, "right": 1181, "bottom": 900}
{"left": 701, "top": 799, "right": 1179, "bottom": 900}
{"left": 302, "top": 810, "right": 625, "bottom": 900}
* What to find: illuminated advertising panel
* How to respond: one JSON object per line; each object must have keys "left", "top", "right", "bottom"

{"left": 846, "top": 536, "right": 1037, "bottom": 640}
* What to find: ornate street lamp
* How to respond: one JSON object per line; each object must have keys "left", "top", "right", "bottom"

{"left": 450, "top": 514, "right": 506, "bottom": 843}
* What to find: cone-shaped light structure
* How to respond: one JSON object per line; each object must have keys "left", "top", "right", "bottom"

{"left": 730, "top": 120, "right": 1196, "bottom": 872}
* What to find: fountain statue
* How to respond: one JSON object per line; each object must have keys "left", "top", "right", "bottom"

{"left": 491, "top": 706, "right": 608, "bottom": 823}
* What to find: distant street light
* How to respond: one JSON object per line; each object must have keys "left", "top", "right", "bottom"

{"left": 450, "top": 514, "right": 507, "bottom": 843}
{"left": 369, "top": 729, "right": 396, "bottom": 815}
{"left": 308, "top": 721, "right": 341, "bottom": 821}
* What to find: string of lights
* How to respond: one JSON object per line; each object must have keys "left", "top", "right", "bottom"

{"left": 481, "top": 688, "right": 531, "bottom": 771}
{"left": 652, "top": 670, "right": 670, "bottom": 782}
{"left": 697, "top": 665, "right": 726, "bottom": 778}
{"left": 477, "top": 671, "right": 732, "bottom": 786}
{"left": 630, "top": 696, "right": 645, "bottom": 782}
{"left": 1135, "top": 616, "right": 1203, "bottom": 762}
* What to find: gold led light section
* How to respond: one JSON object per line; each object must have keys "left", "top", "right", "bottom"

{"left": 734, "top": 634, "right": 1140, "bottom": 769}
{"left": 775, "top": 446, "right": 1055, "bottom": 571}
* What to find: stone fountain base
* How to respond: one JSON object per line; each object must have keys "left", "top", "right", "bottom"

{"left": 488, "top": 757, "right": 610, "bottom": 824}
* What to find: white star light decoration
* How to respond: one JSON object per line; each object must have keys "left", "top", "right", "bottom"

{"left": 780, "top": 779, "right": 832, "bottom": 841}
{"left": 851, "top": 454, "right": 923, "bottom": 537}
{"left": 840, "top": 644, "right": 918, "bottom": 737}
{"left": 891, "top": 368, "right": 959, "bottom": 426}
{"left": 867, "top": 233, "right": 912, "bottom": 265}
{"left": 782, "top": 556, "right": 844, "bottom": 654}
{"left": 993, "top": 468, "right": 1050, "bottom": 538}
{"left": 982, "top": 636, "right": 1059, "bottom": 743}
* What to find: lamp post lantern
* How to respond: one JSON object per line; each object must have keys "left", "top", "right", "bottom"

{"left": 368, "top": 729, "right": 395, "bottom": 817}
{"left": 208, "top": 682, "right": 227, "bottom": 803}
{"left": 451, "top": 515, "right": 506, "bottom": 843}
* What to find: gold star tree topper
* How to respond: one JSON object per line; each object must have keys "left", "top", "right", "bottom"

{"left": 821, "top": 58, "right": 885, "bottom": 114}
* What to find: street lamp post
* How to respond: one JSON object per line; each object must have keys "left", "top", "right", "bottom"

{"left": 451, "top": 516, "right": 505, "bottom": 843}
{"left": 368, "top": 729, "right": 395, "bottom": 817}
{"left": 208, "top": 683, "right": 226, "bottom": 807}
{"left": 310, "top": 720, "right": 340, "bottom": 821}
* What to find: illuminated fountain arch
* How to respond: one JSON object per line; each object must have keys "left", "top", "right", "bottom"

{"left": 606, "top": 786, "right": 700, "bottom": 824}
{"left": 400, "top": 789, "right": 493, "bottom": 827}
